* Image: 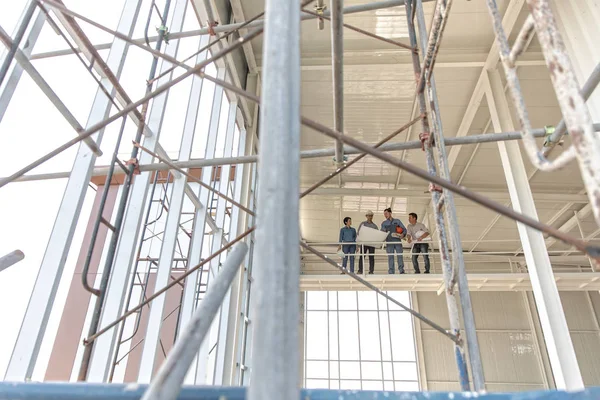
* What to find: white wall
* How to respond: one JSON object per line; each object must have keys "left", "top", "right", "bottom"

{"left": 414, "top": 290, "right": 600, "bottom": 391}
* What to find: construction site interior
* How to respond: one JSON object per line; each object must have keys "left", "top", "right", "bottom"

{"left": 1, "top": 0, "right": 600, "bottom": 399}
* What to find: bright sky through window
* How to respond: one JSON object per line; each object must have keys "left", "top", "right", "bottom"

{"left": 304, "top": 290, "right": 420, "bottom": 391}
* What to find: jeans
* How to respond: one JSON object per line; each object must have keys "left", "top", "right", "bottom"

{"left": 358, "top": 245, "right": 375, "bottom": 273}
{"left": 385, "top": 243, "right": 404, "bottom": 274}
{"left": 342, "top": 244, "right": 356, "bottom": 273}
{"left": 411, "top": 243, "right": 430, "bottom": 273}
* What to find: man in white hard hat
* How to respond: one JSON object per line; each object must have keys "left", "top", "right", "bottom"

{"left": 357, "top": 210, "right": 377, "bottom": 274}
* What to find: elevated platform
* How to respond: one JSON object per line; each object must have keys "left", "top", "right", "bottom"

{"left": 0, "top": 382, "right": 599, "bottom": 399}
{"left": 299, "top": 272, "right": 600, "bottom": 292}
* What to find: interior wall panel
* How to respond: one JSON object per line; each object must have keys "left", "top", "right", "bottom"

{"left": 417, "top": 291, "right": 546, "bottom": 392}
{"left": 559, "top": 292, "right": 600, "bottom": 386}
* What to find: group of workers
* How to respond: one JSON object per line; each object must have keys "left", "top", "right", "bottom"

{"left": 337, "top": 208, "right": 431, "bottom": 274}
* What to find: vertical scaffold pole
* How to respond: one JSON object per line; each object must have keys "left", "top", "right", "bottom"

{"left": 404, "top": 0, "right": 470, "bottom": 391}
{"left": 247, "top": 0, "right": 301, "bottom": 398}
{"left": 414, "top": 0, "right": 485, "bottom": 391}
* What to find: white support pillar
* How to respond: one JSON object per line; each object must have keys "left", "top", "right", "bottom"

{"left": 86, "top": 0, "right": 188, "bottom": 382}
{"left": 3, "top": 0, "right": 142, "bottom": 381}
{"left": 213, "top": 115, "right": 246, "bottom": 385}
{"left": 486, "top": 69, "right": 584, "bottom": 390}
{"left": 0, "top": 1, "right": 45, "bottom": 123}
{"left": 177, "top": 67, "right": 226, "bottom": 383}
{"left": 196, "top": 101, "right": 238, "bottom": 385}
{"left": 135, "top": 33, "right": 211, "bottom": 383}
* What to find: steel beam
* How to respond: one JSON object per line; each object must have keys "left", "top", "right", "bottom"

{"left": 86, "top": 0, "right": 189, "bottom": 382}
{"left": 196, "top": 101, "right": 238, "bottom": 385}
{"left": 221, "top": 126, "right": 253, "bottom": 385}
{"left": 0, "top": 1, "right": 45, "bottom": 123}
{"left": 135, "top": 34, "right": 211, "bottom": 383}
{"left": 0, "top": 26, "right": 102, "bottom": 155}
{"left": 487, "top": 68, "right": 584, "bottom": 390}
{"left": 212, "top": 105, "right": 243, "bottom": 385}
{"left": 3, "top": 0, "right": 142, "bottom": 381}
{"left": 174, "top": 38, "right": 214, "bottom": 384}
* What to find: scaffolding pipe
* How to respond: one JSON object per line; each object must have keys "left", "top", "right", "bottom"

{"left": 405, "top": 0, "right": 469, "bottom": 389}
{"left": 77, "top": 0, "right": 172, "bottom": 380}
{"left": 301, "top": 243, "right": 459, "bottom": 342}
{"left": 0, "top": 26, "right": 102, "bottom": 156}
{"left": 84, "top": 227, "right": 254, "bottom": 345}
{"left": 0, "top": 1, "right": 37, "bottom": 87}
{"left": 331, "top": 0, "right": 344, "bottom": 166}
{"left": 0, "top": 250, "right": 25, "bottom": 273}
{"left": 177, "top": 54, "right": 599, "bottom": 257}
{"left": 13, "top": 124, "right": 600, "bottom": 183}
{"left": 34, "top": 0, "right": 424, "bottom": 61}
{"left": 0, "top": 22, "right": 264, "bottom": 189}
{"left": 415, "top": 0, "right": 485, "bottom": 389}
{"left": 141, "top": 243, "right": 248, "bottom": 400}
{"left": 543, "top": 61, "right": 600, "bottom": 155}
{"left": 248, "top": 0, "right": 301, "bottom": 397}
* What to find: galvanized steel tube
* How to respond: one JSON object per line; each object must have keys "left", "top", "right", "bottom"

{"left": 248, "top": 0, "right": 301, "bottom": 397}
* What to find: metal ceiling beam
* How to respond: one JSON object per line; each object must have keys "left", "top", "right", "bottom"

{"left": 444, "top": 0, "right": 525, "bottom": 176}
{"left": 303, "top": 187, "right": 589, "bottom": 203}
{"left": 545, "top": 204, "right": 593, "bottom": 249}
{"left": 191, "top": 0, "right": 252, "bottom": 126}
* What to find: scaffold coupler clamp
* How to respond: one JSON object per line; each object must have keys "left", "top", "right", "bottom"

{"left": 314, "top": 3, "right": 326, "bottom": 30}
{"left": 542, "top": 125, "right": 562, "bottom": 147}
{"left": 207, "top": 20, "right": 219, "bottom": 36}
{"left": 429, "top": 183, "right": 443, "bottom": 193}
{"left": 419, "top": 131, "right": 433, "bottom": 151}
{"left": 157, "top": 25, "right": 170, "bottom": 44}
{"left": 126, "top": 158, "right": 141, "bottom": 175}
{"left": 332, "top": 155, "right": 348, "bottom": 165}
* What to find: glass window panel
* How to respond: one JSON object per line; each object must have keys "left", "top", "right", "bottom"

{"left": 338, "top": 291, "right": 357, "bottom": 310}
{"left": 359, "top": 311, "right": 381, "bottom": 361}
{"left": 340, "top": 361, "right": 361, "bottom": 379}
{"left": 328, "top": 311, "right": 339, "bottom": 359}
{"left": 384, "top": 381, "right": 395, "bottom": 391}
{"left": 379, "top": 311, "right": 392, "bottom": 361}
{"left": 389, "top": 311, "right": 416, "bottom": 361}
{"left": 362, "top": 380, "right": 384, "bottom": 391}
{"left": 383, "top": 362, "right": 394, "bottom": 380}
{"left": 329, "top": 291, "right": 338, "bottom": 309}
{"left": 329, "top": 361, "right": 339, "bottom": 379}
{"left": 361, "top": 362, "right": 383, "bottom": 380}
{"left": 338, "top": 312, "right": 360, "bottom": 360}
{"left": 329, "top": 380, "right": 340, "bottom": 390}
{"left": 306, "top": 311, "right": 328, "bottom": 360}
{"left": 387, "top": 291, "right": 410, "bottom": 311}
{"left": 306, "top": 360, "right": 328, "bottom": 379}
{"left": 357, "top": 291, "right": 378, "bottom": 311}
{"left": 393, "top": 362, "right": 418, "bottom": 381}
{"left": 307, "top": 291, "right": 328, "bottom": 310}
{"left": 340, "top": 380, "right": 361, "bottom": 390}
{"left": 394, "top": 381, "right": 419, "bottom": 391}
{"left": 305, "top": 379, "right": 329, "bottom": 389}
